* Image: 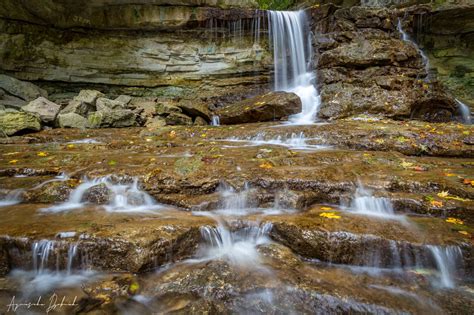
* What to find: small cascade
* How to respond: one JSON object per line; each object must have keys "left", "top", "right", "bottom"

{"left": 42, "top": 176, "right": 163, "bottom": 213}
{"left": 198, "top": 221, "right": 273, "bottom": 266}
{"left": 347, "top": 185, "right": 399, "bottom": 219}
{"left": 427, "top": 245, "right": 463, "bottom": 288}
{"left": 66, "top": 243, "right": 78, "bottom": 275}
{"left": 104, "top": 178, "right": 162, "bottom": 213}
{"left": 32, "top": 172, "right": 70, "bottom": 189}
{"left": 224, "top": 132, "right": 329, "bottom": 150}
{"left": 455, "top": 99, "right": 472, "bottom": 124}
{"left": 0, "top": 189, "right": 23, "bottom": 207}
{"left": 211, "top": 115, "right": 220, "bottom": 126}
{"left": 397, "top": 18, "right": 430, "bottom": 76}
{"left": 32, "top": 240, "right": 55, "bottom": 274}
{"left": 268, "top": 10, "right": 321, "bottom": 124}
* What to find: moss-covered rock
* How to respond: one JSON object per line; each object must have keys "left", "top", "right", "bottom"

{"left": 0, "top": 110, "right": 41, "bottom": 136}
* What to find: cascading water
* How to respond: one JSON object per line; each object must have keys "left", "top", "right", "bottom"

{"left": 268, "top": 10, "right": 321, "bottom": 124}
{"left": 427, "top": 245, "right": 463, "bottom": 288}
{"left": 347, "top": 184, "right": 400, "bottom": 219}
{"left": 12, "top": 240, "right": 96, "bottom": 296}
{"left": 42, "top": 176, "right": 164, "bottom": 213}
{"left": 223, "top": 132, "right": 329, "bottom": 150}
{"left": 0, "top": 189, "right": 23, "bottom": 207}
{"left": 198, "top": 221, "right": 273, "bottom": 266}
{"left": 397, "top": 18, "right": 430, "bottom": 76}
{"left": 455, "top": 99, "right": 472, "bottom": 124}
{"left": 211, "top": 115, "right": 220, "bottom": 126}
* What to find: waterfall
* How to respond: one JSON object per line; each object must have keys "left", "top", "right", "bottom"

{"left": 198, "top": 221, "right": 273, "bottom": 266}
{"left": 211, "top": 115, "right": 220, "bottom": 126}
{"left": 42, "top": 176, "right": 163, "bottom": 213}
{"left": 268, "top": 10, "right": 321, "bottom": 125}
{"left": 347, "top": 185, "right": 399, "bottom": 219}
{"left": 455, "top": 99, "right": 472, "bottom": 124}
{"left": 427, "top": 245, "right": 463, "bottom": 288}
{"left": 397, "top": 18, "right": 430, "bottom": 76}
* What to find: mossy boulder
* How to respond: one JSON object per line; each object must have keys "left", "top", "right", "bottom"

{"left": 0, "top": 110, "right": 41, "bottom": 136}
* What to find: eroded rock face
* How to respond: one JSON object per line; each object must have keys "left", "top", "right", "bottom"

{"left": 312, "top": 5, "right": 456, "bottom": 121}
{"left": 215, "top": 92, "right": 302, "bottom": 124}
{"left": 0, "top": 74, "right": 47, "bottom": 102}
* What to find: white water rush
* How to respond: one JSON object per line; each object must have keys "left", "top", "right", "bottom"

{"left": 268, "top": 10, "right": 321, "bottom": 125}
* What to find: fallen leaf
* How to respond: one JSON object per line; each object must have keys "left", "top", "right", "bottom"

{"left": 430, "top": 200, "right": 443, "bottom": 208}
{"left": 67, "top": 144, "right": 75, "bottom": 149}
{"left": 259, "top": 161, "right": 273, "bottom": 169}
{"left": 320, "top": 206, "right": 333, "bottom": 211}
{"left": 108, "top": 160, "right": 117, "bottom": 166}
{"left": 444, "top": 173, "right": 456, "bottom": 177}
{"left": 169, "top": 131, "right": 176, "bottom": 138}
{"left": 446, "top": 217, "right": 463, "bottom": 225}
{"left": 458, "top": 230, "right": 470, "bottom": 236}
{"left": 437, "top": 191, "right": 449, "bottom": 198}
{"left": 319, "top": 212, "right": 341, "bottom": 219}
{"left": 8, "top": 160, "right": 18, "bottom": 164}
{"left": 37, "top": 152, "right": 48, "bottom": 157}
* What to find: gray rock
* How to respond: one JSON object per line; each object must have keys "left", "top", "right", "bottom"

{"left": 193, "top": 116, "right": 208, "bottom": 125}
{"left": 0, "top": 94, "right": 26, "bottom": 109}
{"left": 22, "top": 97, "right": 61, "bottom": 123}
{"left": 96, "top": 97, "right": 126, "bottom": 111}
{"left": 57, "top": 112, "right": 88, "bottom": 129}
{"left": 60, "top": 99, "right": 92, "bottom": 116}
{"left": 165, "top": 112, "right": 193, "bottom": 125}
{"left": 178, "top": 99, "right": 211, "bottom": 121}
{"left": 0, "top": 111, "right": 41, "bottom": 136}
{"left": 156, "top": 102, "right": 182, "bottom": 115}
{"left": 87, "top": 109, "right": 137, "bottom": 128}
{"left": 74, "top": 90, "right": 104, "bottom": 105}
{"left": 0, "top": 74, "right": 47, "bottom": 101}
{"left": 215, "top": 92, "right": 302, "bottom": 124}
{"left": 115, "top": 95, "right": 132, "bottom": 105}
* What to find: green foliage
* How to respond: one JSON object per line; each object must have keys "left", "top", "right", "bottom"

{"left": 257, "top": 0, "right": 294, "bottom": 10}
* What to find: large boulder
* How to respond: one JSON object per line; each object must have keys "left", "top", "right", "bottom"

{"left": 0, "top": 74, "right": 47, "bottom": 101}
{"left": 96, "top": 97, "right": 127, "bottom": 111}
{"left": 87, "top": 109, "right": 138, "bottom": 128}
{"left": 22, "top": 97, "right": 61, "bottom": 123}
{"left": 0, "top": 110, "right": 41, "bottom": 136}
{"left": 165, "top": 112, "right": 193, "bottom": 125}
{"left": 60, "top": 100, "right": 93, "bottom": 116}
{"left": 74, "top": 90, "right": 104, "bottom": 106}
{"left": 57, "top": 112, "right": 88, "bottom": 129}
{"left": 215, "top": 92, "right": 302, "bottom": 124}
{"left": 178, "top": 99, "right": 211, "bottom": 122}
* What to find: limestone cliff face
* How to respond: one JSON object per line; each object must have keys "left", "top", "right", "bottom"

{"left": 0, "top": 0, "right": 269, "bottom": 103}
{"left": 311, "top": 5, "right": 457, "bottom": 121}
{"left": 414, "top": 5, "right": 474, "bottom": 109}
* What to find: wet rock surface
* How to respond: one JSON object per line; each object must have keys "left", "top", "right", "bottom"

{"left": 215, "top": 91, "right": 302, "bottom": 124}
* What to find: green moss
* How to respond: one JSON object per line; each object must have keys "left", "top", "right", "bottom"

{"left": 257, "top": 0, "right": 294, "bottom": 10}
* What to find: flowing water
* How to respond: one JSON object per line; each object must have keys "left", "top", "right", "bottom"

{"left": 397, "top": 18, "right": 430, "bottom": 76}
{"left": 455, "top": 99, "right": 472, "bottom": 124}
{"left": 42, "top": 177, "right": 164, "bottom": 213}
{"left": 0, "top": 189, "right": 22, "bottom": 207}
{"left": 346, "top": 184, "right": 401, "bottom": 220}
{"left": 268, "top": 10, "right": 321, "bottom": 124}
{"left": 223, "top": 132, "right": 330, "bottom": 150}
{"left": 211, "top": 115, "right": 220, "bottom": 126}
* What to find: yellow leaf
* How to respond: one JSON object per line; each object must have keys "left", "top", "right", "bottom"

{"left": 67, "top": 144, "right": 75, "bottom": 149}
{"left": 437, "top": 191, "right": 449, "bottom": 198}
{"left": 146, "top": 138, "right": 152, "bottom": 142}
{"left": 320, "top": 206, "right": 333, "bottom": 211}
{"left": 37, "top": 152, "right": 48, "bottom": 157}
{"left": 201, "top": 134, "right": 207, "bottom": 138}
{"left": 255, "top": 101, "right": 266, "bottom": 106}
{"left": 446, "top": 217, "right": 464, "bottom": 225}
{"left": 169, "top": 130, "right": 176, "bottom": 138}
{"left": 400, "top": 161, "right": 413, "bottom": 169}
{"left": 375, "top": 139, "right": 385, "bottom": 144}
{"left": 458, "top": 231, "right": 470, "bottom": 236}
{"left": 444, "top": 173, "right": 456, "bottom": 177}
{"left": 129, "top": 282, "right": 139, "bottom": 294}
{"left": 462, "top": 131, "right": 470, "bottom": 135}
{"left": 259, "top": 162, "right": 273, "bottom": 169}
{"left": 8, "top": 160, "right": 18, "bottom": 164}
{"left": 319, "top": 212, "right": 341, "bottom": 219}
